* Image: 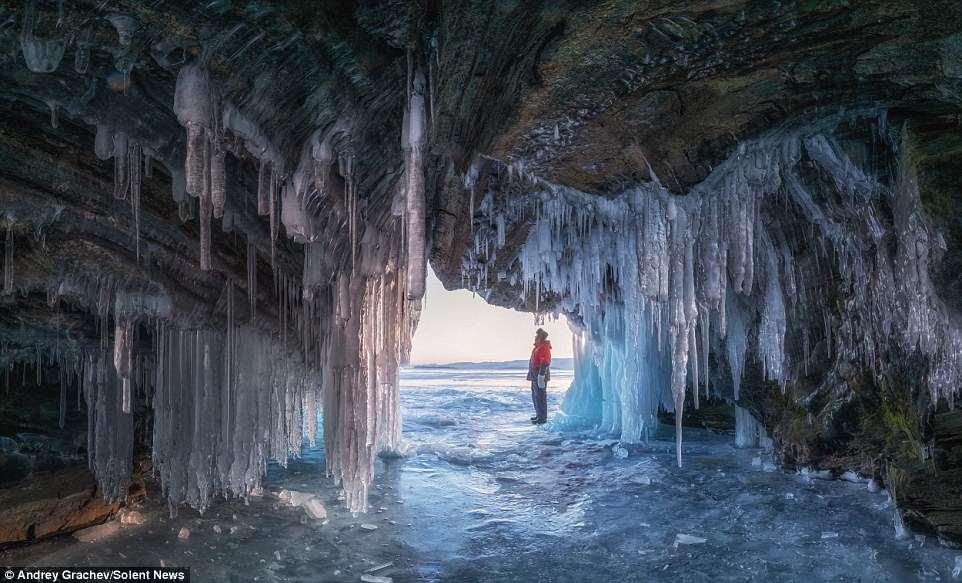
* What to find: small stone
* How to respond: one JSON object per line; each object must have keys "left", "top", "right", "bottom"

{"left": 273, "top": 550, "right": 282, "bottom": 560}
{"left": 360, "top": 523, "right": 378, "bottom": 531}
{"left": 120, "top": 510, "right": 146, "bottom": 526}
{"left": 212, "top": 525, "right": 222, "bottom": 534}
{"left": 360, "top": 576, "right": 392, "bottom": 583}
{"left": 303, "top": 497, "right": 327, "bottom": 521}
{"left": 177, "top": 527, "right": 191, "bottom": 540}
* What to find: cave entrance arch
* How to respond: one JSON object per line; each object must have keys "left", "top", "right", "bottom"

{"left": 410, "top": 268, "right": 573, "bottom": 369}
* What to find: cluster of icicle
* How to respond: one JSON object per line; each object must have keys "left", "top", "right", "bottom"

{"left": 0, "top": 341, "right": 140, "bottom": 503}
{"left": 463, "top": 117, "right": 961, "bottom": 466}
{"left": 165, "top": 61, "right": 427, "bottom": 513}
{"left": 316, "top": 232, "right": 421, "bottom": 512}
{"left": 94, "top": 125, "right": 148, "bottom": 260}
{"left": 19, "top": 1, "right": 140, "bottom": 82}
{"left": 6, "top": 262, "right": 419, "bottom": 516}
{"left": 5, "top": 40, "right": 429, "bottom": 513}
{"left": 151, "top": 323, "right": 318, "bottom": 514}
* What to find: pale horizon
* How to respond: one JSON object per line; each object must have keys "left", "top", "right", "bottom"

{"left": 409, "top": 269, "right": 573, "bottom": 365}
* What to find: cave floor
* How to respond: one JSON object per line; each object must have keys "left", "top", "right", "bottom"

{"left": 3, "top": 367, "right": 959, "bottom": 582}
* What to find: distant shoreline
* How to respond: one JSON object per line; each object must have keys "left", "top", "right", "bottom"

{"left": 408, "top": 357, "right": 574, "bottom": 370}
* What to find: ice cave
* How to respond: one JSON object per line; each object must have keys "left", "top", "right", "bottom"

{"left": 1, "top": 1, "right": 962, "bottom": 581}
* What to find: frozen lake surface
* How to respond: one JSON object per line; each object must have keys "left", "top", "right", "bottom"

{"left": 4, "top": 368, "right": 961, "bottom": 581}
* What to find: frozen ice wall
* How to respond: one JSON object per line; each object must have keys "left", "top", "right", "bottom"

{"left": 462, "top": 114, "right": 962, "bottom": 466}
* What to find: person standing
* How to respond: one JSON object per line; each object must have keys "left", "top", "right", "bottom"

{"left": 527, "top": 328, "right": 552, "bottom": 424}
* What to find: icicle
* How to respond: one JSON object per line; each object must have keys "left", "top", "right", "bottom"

{"left": 58, "top": 367, "right": 66, "bottom": 429}
{"left": 270, "top": 175, "right": 279, "bottom": 268}
{"left": 211, "top": 147, "right": 227, "bottom": 218}
{"left": 129, "top": 141, "right": 142, "bottom": 261}
{"left": 48, "top": 101, "right": 58, "bottom": 128}
{"left": 173, "top": 65, "right": 213, "bottom": 197}
{"left": 3, "top": 225, "right": 12, "bottom": 293}
{"left": 403, "top": 66, "right": 428, "bottom": 299}
{"left": 181, "top": 124, "right": 203, "bottom": 197}
{"left": 74, "top": 27, "right": 93, "bottom": 74}
{"left": 247, "top": 238, "right": 256, "bottom": 323}
{"left": 257, "top": 160, "right": 270, "bottom": 215}
{"left": 113, "top": 320, "right": 133, "bottom": 415}
{"left": 144, "top": 149, "right": 153, "bottom": 178}
{"left": 200, "top": 184, "right": 212, "bottom": 271}
{"left": 113, "top": 132, "right": 128, "bottom": 200}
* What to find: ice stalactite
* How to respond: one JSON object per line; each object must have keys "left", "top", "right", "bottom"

{"left": 174, "top": 65, "right": 213, "bottom": 197}
{"left": 173, "top": 64, "right": 221, "bottom": 271}
{"left": 403, "top": 67, "right": 428, "bottom": 300}
{"left": 200, "top": 174, "right": 213, "bottom": 271}
{"left": 113, "top": 131, "right": 128, "bottom": 199}
{"left": 726, "top": 297, "right": 749, "bottom": 401}
{"left": 113, "top": 320, "right": 133, "bottom": 414}
{"left": 74, "top": 26, "right": 93, "bottom": 74}
{"left": 247, "top": 238, "right": 257, "bottom": 323}
{"left": 19, "top": 0, "right": 66, "bottom": 74}
{"left": 464, "top": 116, "right": 962, "bottom": 465}
{"left": 47, "top": 100, "right": 58, "bottom": 129}
{"left": 210, "top": 149, "right": 227, "bottom": 219}
{"left": 129, "top": 142, "right": 142, "bottom": 261}
{"left": 269, "top": 170, "right": 279, "bottom": 268}
{"left": 3, "top": 224, "right": 12, "bottom": 294}
{"left": 257, "top": 160, "right": 270, "bottom": 216}
{"left": 93, "top": 123, "right": 146, "bottom": 258}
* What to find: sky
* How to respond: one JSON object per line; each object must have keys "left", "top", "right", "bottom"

{"left": 409, "top": 269, "right": 573, "bottom": 365}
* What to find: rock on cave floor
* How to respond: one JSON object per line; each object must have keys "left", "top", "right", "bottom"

{"left": 2, "top": 367, "right": 959, "bottom": 582}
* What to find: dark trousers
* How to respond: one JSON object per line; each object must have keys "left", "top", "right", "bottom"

{"left": 530, "top": 379, "right": 547, "bottom": 422}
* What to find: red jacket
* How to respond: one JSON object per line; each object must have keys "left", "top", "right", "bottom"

{"left": 527, "top": 340, "right": 552, "bottom": 381}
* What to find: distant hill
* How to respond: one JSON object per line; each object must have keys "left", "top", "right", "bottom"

{"left": 411, "top": 357, "right": 574, "bottom": 370}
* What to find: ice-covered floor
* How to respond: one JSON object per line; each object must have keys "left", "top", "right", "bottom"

{"left": 4, "top": 368, "right": 961, "bottom": 582}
